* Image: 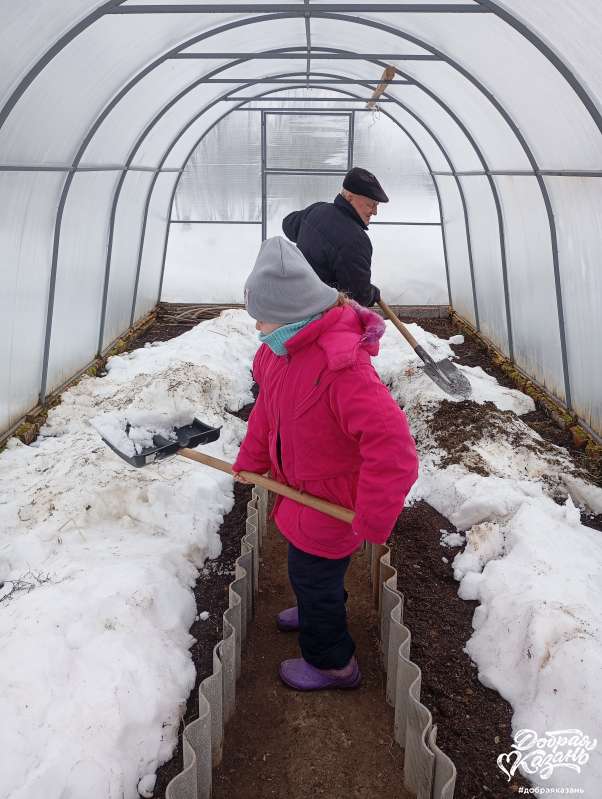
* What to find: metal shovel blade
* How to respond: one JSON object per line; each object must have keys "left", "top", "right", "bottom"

{"left": 422, "top": 359, "right": 472, "bottom": 398}
{"left": 376, "top": 300, "right": 472, "bottom": 399}
{"left": 415, "top": 345, "right": 472, "bottom": 398}
{"left": 102, "top": 417, "right": 221, "bottom": 468}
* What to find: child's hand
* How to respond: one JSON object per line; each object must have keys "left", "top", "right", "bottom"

{"left": 232, "top": 471, "right": 253, "bottom": 485}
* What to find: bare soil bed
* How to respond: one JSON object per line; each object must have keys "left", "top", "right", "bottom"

{"left": 389, "top": 500, "right": 532, "bottom": 797}
{"left": 407, "top": 314, "right": 602, "bottom": 492}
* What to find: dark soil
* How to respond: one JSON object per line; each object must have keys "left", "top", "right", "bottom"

{"left": 427, "top": 399, "right": 577, "bottom": 499}
{"left": 127, "top": 308, "right": 200, "bottom": 348}
{"left": 405, "top": 314, "right": 602, "bottom": 490}
{"left": 153, "top": 479, "right": 253, "bottom": 798}
{"left": 582, "top": 513, "right": 602, "bottom": 532}
{"left": 389, "top": 501, "right": 532, "bottom": 798}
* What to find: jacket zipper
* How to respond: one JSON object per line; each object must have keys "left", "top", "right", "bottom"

{"left": 270, "top": 359, "right": 289, "bottom": 519}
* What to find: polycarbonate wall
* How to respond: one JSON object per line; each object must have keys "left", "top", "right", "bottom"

{"left": 1, "top": 2, "right": 601, "bottom": 440}
{"left": 165, "top": 99, "right": 447, "bottom": 303}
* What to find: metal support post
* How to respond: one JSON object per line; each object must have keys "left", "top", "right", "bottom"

{"left": 261, "top": 111, "right": 267, "bottom": 241}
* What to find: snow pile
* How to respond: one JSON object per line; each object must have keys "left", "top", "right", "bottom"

{"left": 0, "top": 310, "right": 257, "bottom": 799}
{"left": 1, "top": 310, "right": 601, "bottom": 797}
{"left": 92, "top": 408, "right": 196, "bottom": 457}
{"left": 371, "top": 320, "right": 602, "bottom": 794}
{"left": 455, "top": 497, "right": 602, "bottom": 794}
{"left": 440, "top": 530, "right": 465, "bottom": 548}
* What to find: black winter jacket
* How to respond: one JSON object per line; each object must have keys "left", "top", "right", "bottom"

{"left": 282, "top": 194, "right": 380, "bottom": 307}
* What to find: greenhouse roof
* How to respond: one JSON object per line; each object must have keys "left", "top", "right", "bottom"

{"left": 1, "top": 1, "right": 601, "bottom": 438}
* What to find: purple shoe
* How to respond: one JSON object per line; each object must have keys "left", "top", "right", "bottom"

{"left": 279, "top": 657, "right": 362, "bottom": 691}
{"left": 276, "top": 605, "right": 299, "bottom": 632}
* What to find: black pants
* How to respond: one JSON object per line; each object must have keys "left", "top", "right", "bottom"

{"left": 287, "top": 542, "right": 356, "bottom": 669}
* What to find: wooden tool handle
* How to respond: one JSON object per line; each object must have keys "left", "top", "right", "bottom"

{"left": 377, "top": 299, "right": 419, "bottom": 350}
{"left": 178, "top": 448, "right": 355, "bottom": 524}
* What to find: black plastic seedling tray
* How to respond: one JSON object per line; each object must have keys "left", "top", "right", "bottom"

{"left": 103, "top": 418, "right": 221, "bottom": 468}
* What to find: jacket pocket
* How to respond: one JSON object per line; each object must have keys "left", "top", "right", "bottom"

{"left": 293, "top": 368, "right": 340, "bottom": 419}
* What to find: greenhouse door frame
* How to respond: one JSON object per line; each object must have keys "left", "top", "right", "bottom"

{"left": 260, "top": 109, "right": 354, "bottom": 241}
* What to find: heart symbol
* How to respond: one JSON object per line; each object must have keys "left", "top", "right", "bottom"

{"left": 497, "top": 750, "right": 521, "bottom": 781}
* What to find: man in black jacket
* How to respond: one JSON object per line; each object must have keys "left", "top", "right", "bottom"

{"left": 281, "top": 167, "right": 389, "bottom": 307}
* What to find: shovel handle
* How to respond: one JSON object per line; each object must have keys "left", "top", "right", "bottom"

{"left": 377, "top": 299, "right": 419, "bottom": 350}
{"left": 178, "top": 448, "right": 355, "bottom": 525}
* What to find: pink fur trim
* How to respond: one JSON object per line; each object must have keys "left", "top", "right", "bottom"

{"left": 351, "top": 301, "right": 386, "bottom": 344}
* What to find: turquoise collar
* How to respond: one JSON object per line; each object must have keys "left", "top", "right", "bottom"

{"left": 259, "top": 314, "right": 320, "bottom": 356}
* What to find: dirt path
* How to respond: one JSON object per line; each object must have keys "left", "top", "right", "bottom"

{"left": 213, "top": 516, "right": 412, "bottom": 799}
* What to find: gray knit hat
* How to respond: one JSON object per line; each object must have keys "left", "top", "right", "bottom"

{"left": 244, "top": 236, "right": 339, "bottom": 323}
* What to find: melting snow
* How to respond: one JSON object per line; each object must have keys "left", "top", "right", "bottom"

{"left": 1, "top": 311, "right": 601, "bottom": 797}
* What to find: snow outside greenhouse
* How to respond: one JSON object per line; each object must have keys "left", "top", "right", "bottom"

{"left": 1, "top": 3, "right": 602, "bottom": 799}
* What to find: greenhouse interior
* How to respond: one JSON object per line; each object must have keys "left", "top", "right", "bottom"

{"left": 1, "top": 3, "right": 601, "bottom": 799}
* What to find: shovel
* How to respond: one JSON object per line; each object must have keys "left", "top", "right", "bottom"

{"left": 377, "top": 299, "right": 472, "bottom": 398}
{"left": 100, "top": 420, "right": 354, "bottom": 524}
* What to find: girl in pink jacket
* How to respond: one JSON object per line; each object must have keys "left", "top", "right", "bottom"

{"left": 233, "top": 236, "right": 418, "bottom": 691}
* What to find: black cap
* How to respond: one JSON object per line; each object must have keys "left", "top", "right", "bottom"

{"left": 343, "top": 167, "right": 389, "bottom": 203}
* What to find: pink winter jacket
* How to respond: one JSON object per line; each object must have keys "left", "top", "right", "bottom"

{"left": 233, "top": 304, "right": 419, "bottom": 558}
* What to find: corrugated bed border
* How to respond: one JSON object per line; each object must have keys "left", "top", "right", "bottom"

{"left": 165, "top": 486, "right": 267, "bottom": 799}
{"left": 165, "top": 494, "right": 456, "bottom": 799}
{"left": 369, "top": 542, "right": 457, "bottom": 799}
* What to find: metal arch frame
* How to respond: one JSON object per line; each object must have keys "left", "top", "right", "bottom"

{"left": 33, "top": 24, "right": 435, "bottom": 400}
{"left": 164, "top": 83, "right": 475, "bottom": 320}
{"left": 34, "top": 14, "right": 335, "bottom": 400}
{"left": 126, "top": 70, "right": 454, "bottom": 325}
{"left": 123, "top": 61, "right": 484, "bottom": 330}
{"left": 37, "top": 14, "right": 300, "bottom": 401}
{"left": 309, "top": 11, "right": 570, "bottom": 399}
{"left": 155, "top": 82, "right": 454, "bottom": 309}
{"left": 110, "top": 4, "right": 489, "bottom": 12}
{"left": 0, "top": 0, "right": 129, "bottom": 132}
{"left": 433, "top": 170, "right": 602, "bottom": 178}
{"left": 125, "top": 28, "right": 507, "bottom": 342}
{"left": 35, "top": 15, "right": 496, "bottom": 400}
{"left": 303, "top": 0, "right": 311, "bottom": 87}
{"left": 231, "top": 97, "right": 399, "bottom": 102}
{"left": 88, "top": 4, "right": 533, "bottom": 364}
{"left": 90, "top": 0, "right": 602, "bottom": 158}
{"left": 347, "top": 109, "right": 354, "bottom": 170}
{"left": 142, "top": 66, "right": 484, "bottom": 318}
{"left": 3, "top": 1, "right": 599, "bottom": 137}
{"left": 226, "top": 14, "right": 572, "bottom": 402}
{"left": 474, "top": 0, "right": 602, "bottom": 137}
{"left": 172, "top": 53, "right": 442, "bottom": 60}
{"left": 260, "top": 111, "right": 267, "bottom": 241}
{"left": 99, "top": 37, "right": 493, "bottom": 364}
{"left": 172, "top": 78, "right": 414, "bottom": 84}
{"left": 82, "top": 34, "right": 479, "bottom": 364}
{"left": 30, "top": 12, "right": 577, "bottom": 400}
{"left": 0, "top": 7, "right": 596, "bottom": 436}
